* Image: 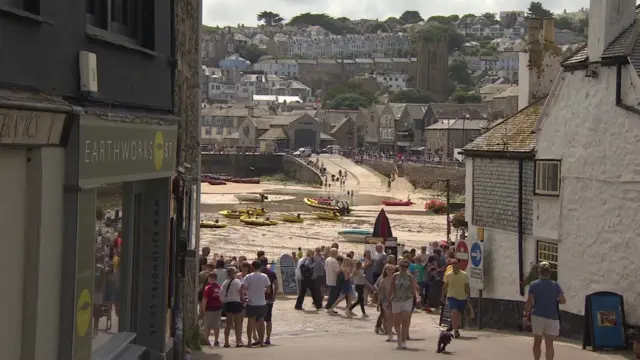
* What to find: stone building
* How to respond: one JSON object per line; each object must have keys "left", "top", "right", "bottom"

{"left": 415, "top": 38, "right": 449, "bottom": 102}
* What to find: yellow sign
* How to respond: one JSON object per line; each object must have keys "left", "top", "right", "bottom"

{"left": 76, "top": 289, "right": 92, "bottom": 337}
{"left": 153, "top": 131, "right": 165, "bottom": 171}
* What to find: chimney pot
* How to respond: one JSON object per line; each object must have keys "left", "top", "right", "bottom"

{"left": 542, "top": 18, "right": 555, "bottom": 43}
{"left": 526, "top": 17, "right": 543, "bottom": 43}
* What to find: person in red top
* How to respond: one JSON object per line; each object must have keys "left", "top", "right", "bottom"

{"left": 201, "top": 273, "right": 223, "bottom": 346}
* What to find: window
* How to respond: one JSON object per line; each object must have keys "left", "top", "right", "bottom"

{"left": 536, "top": 241, "right": 558, "bottom": 281}
{"left": 216, "top": 127, "right": 223, "bottom": 135}
{"left": 204, "top": 128, "right": 212, "bottom": 136}
{"left": 2, "top": 0, "right": 39, "bottom": 14}
{"left": 86, "top": 0, "right": 155, "bottom": 48}
{"left": 535, "top": 160, "right": 561, "bottom": 195}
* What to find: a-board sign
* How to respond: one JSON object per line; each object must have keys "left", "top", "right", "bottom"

{"left": 469, "top": 239, "right": 484, "bottom": 289}
{"left": 583, "top": 291, "right": 627, "bottom": 351}
{"left": 277, "top": 253, "right": 298, "bottom": 295}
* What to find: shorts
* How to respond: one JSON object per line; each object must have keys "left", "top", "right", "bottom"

{"left": 203, "top": 310, "right": 222, "bottom": 329}
{"left": 223, "top": 301, "right": 243, "bottom": 314}
{"left": 531, "top": 315, "right": 560, "bottom": 336}
{"left": 264, "top": 302, "right": 274, "bottom": 322}
{"left": 391, "top": 298, "right": 414, "bottom": 313}
{"left": 245, "top": 304, "right": 267, "bottom": 320}
{"left": 447, "top": 297, "right": 467, "bottom": 312}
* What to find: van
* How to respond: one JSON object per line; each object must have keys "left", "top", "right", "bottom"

{"left": 293, "top": 147, "right": 312, "bottom": 158}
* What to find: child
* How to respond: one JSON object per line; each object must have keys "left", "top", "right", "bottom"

{"left": 349, "top": 260, "right": 371, "bottom": 317}
{"left": 201, "top": 273, "right": 223, "bottom": 346}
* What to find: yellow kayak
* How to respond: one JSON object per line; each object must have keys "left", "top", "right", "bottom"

{"left": 218, "top": 210, "right": 243, "bottom": 219}
{"left": 240, "top": 207, "right": 268, "bottom": 216}
{"left": 313, "top": 211, "right": 341, "bottom": 220}
{"left": 240, "top": 215, "right": 277, "bottom": 226}
{"left": 281, "top": 214, "right": 304, "bottom": 223}
{"left": 200, "top": 220, "right": 228, "bottom": 229}
{"left": 303, "top": 197, "right": 339, "bottom": 211}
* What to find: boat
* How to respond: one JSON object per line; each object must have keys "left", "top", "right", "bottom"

{"left": 382, "top": 200, "right": 414, "bottom": 206}
{"left": 239, "top": 215, "right": 277, "bottom": 226}
{"left": 199, "top": 220, "right": 228, "bottom": 229}
{"left": 218, "top": 210, "right": 244, "bottom": 219}
{"left": 338, "top": 229, "right": 373, "bottom": 242}
{"left": 240, "top": 207, "right": 267, "bottom": 216}
{"left": 303, "top": 198, "right": 351, "bottom": 215}
{"left": 313, "top": 211, "right": 341, "bottom": 220}
{"left": 234, "top": 193, "right": 267, "bottom": 202}
{"left": 229, "top": 178, "right": 261, "bottom": 184}
{"left": 208, "top": 180, "right": 227, "bottom": 185}
{"left": 280, "top": 214, "right": 304, "bottom": 223}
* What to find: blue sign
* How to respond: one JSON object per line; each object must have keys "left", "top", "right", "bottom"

{"left": 589, "top": 292, "right": 626, "bottom": 349}
{"left": 470, "top": 242, "right": 482, "bottom": 267}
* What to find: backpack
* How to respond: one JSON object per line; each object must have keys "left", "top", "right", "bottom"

{"left": 300, "top": 260, "right": 314, "bottom": 279}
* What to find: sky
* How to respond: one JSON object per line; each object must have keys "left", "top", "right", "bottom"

{"left": 202, "top": 0, "right": 590, "bottom": 27}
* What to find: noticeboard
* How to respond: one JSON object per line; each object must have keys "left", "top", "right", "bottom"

{"left": 277, "top": 253, "right": 298, "bottom": 295}
{"left": 582, "top": 291, "right": 627, "bottom": 351}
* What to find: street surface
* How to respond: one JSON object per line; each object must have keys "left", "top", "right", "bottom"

{"left": 194, "top": 298, "right": 632, "bottom": 360}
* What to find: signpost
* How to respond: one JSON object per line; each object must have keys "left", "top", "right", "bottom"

{"left": 469, "top": 240, "right": 484, "bottom": 289}
{"left": 455, "top": 240, "right": 469, "bottom": 270}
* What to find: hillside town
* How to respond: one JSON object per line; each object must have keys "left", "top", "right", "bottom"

{"left": 199, "top": 5, "right": 587, "bottom": 159}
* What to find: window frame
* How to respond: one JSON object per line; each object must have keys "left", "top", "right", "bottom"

{"left": 536, "top": 240, "right": 558, "bottom": 281}
{"left": 1, "top": 0, "right": 39, "bottom": 14}
{"left": 534, "top": 159, "right": 561, "bottom": 196}
{"left": 86, "top": 0, "right": 154, "bottom": 49}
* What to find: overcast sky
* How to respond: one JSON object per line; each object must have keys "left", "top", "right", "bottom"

{"left": 202, "top": 0, "right": 591, "bottom": 27}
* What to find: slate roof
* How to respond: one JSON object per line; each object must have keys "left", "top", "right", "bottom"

{"left": 463, "top": 97, "right": 547, "bottom": 154}
{"left": 429, "top": 103, "right": 488, "bottom": 120}
{"left": 389, "top": 103, "right": 407, "bottom": 119}
{"left": 404, "top": 104, "right": 429, "bottom": 119}
{"left": 320, "top": 133, "right": 335, "bottom": 140}
{"left": 258, "top": 128, "right": 287, "bottom": 140}
{"left": 493, "top": 86, "right": 519, "bottom": 98}
{"left": 426, "top": 119, "right": 489, "bottom": 130}
{"left": 564, "top": 5, "right": 640, "bottom": 68}
{"left": 329, "top": 117, "right": 352, "bottom": 134}
{"left": 201, "top": 106, "right": 271, "bottom": 117}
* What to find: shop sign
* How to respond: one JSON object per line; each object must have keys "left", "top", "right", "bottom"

{"left": 0, "top": 108, "right": 66, "bottom": 145}
{"left": 78, "top": 116, "right": 178, "bottom": 186}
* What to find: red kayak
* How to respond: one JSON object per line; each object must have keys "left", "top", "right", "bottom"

{"left": 208, "top": 180, "right": 226, "bottom": 185}
{"left": 382, "top": 200, "right": 414, "bottom": 206}
{"left": 230, "top": 178, "right": 260, "bottom": 184}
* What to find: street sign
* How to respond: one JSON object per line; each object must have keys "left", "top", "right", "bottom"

{"left": 469, "top": 240, "right": 484, "bottom": 289}
{"left": 455, "top": 240, "right": 469, "bottom": 270}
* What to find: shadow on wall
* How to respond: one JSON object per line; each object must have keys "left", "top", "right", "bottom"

{"left": 362, "top": 159, "right": 465, "bottom": 193}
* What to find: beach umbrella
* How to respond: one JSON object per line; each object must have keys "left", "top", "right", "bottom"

{"left": 372, "top": 208, "right": 393, "bottom": 238}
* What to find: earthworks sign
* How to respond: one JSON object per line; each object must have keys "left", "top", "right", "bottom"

{"left": 78, "top": 115, "right": 178, "bottom": 186}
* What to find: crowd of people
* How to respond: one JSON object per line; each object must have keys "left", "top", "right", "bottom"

{"left": 197, "top": 239, "right": 473, "bottom": 350}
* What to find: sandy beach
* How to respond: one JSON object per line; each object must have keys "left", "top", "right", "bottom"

{"left": 199, "top": 154, "right": 451, "bottom": 259}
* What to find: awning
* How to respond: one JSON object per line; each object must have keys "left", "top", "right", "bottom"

{"left": 396, "top": 141, "right": 410, "bottom": 147}
{"left": 410, "top": 146, "right": 425, "bottom": 151}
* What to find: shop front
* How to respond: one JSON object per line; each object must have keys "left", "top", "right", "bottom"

{"left": 58, "top": 114, "right": 178, "bottom": 360}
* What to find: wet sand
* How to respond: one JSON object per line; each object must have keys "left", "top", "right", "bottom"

{"left": 199, "top": 182, "right": 448, "bottom": 259}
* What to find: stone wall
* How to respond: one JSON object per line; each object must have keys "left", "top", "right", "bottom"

{"left": 201, "top": 154, "right": 322, "bottom": 185}
{"left": 471, "top": 157, "right": 533, "bottom": 235}
{"left": 362, "top": 159, "right": 466, "bottom": 193}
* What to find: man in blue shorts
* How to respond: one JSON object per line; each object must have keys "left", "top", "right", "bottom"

{"left": 441, "top": 260, "right": 469, "bottom": 338}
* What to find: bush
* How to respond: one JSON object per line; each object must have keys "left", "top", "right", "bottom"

{"left": 451, "top": 210, "right": 467, "bottom": 229}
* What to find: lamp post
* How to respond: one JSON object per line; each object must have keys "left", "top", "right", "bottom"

{"left": 438, "top": 178, "right": 451, "bottom": 245}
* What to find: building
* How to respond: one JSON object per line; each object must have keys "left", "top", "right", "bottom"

{"left": 424, "top": 103, "right": 489, "bottom": 127}
{"left": 202, "top": 28, "right": 235, "bottom": 66}
{"left": 328, "top": 116, "right": 357, "bottom": 149}
{"left": 531, "top": 0, "right": 640, "bottom": 333}
{"left": 461, "top": 16, "right": 566, "bottom": 336}
{"left": 218, "top": 54, "right": 251, "bottom": 70}
{"left": 369, "top": 104, "right": 395, "bottom": 152}
{"left": 0, "top": 0, "right": 181, "bottom": 359}
{"left": 201, "top": 105, "right": 272, "bottom": 145}
{"left": 396, "top": 104, "right": 429, "bottom": 152}
{"left": 233, "top": 113, "right": 321, "bottom": 151}
{"left": 491, "top": 86, "right": 519, "bottom": 119}
{"left": 415, "top": 39, "right": 449, "bottom": 102}
{"left": 425, "top": 119, "right": 489, "bottom": 157}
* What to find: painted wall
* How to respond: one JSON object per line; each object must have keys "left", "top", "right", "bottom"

{"left": 535, "top": 65, "right": 640, "bottom": 323}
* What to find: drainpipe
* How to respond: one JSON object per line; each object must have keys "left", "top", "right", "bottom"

{"left": 517, "top": 159, "right": 525, "bottom": 296}
{"left": 615, "top": 63, "right": 640, "bottom": 115}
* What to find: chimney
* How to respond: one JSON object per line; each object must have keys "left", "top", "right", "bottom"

{"left": 246, "top": 105, "right": 254, "bottom": 117}
{"left": 542, "top": 18, "right": 555, "bottom": 43}
{"left": 588, "top": 0, "right": 636, "bottom": 62}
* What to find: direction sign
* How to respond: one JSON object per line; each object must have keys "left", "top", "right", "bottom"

{"left": 469, "top": 239, "right": 484, "bottom": 289}
{"left": 455, "top": 240, "right": 469, "bottom": 270}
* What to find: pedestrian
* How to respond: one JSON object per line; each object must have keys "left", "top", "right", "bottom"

{"left": 199, "top": 247, "right": 211, "bottom": 271}
{"left": 295, "top": 250, "right": 322, "bottom": 310}
{"left": 324, "top": 249, "right": 341, "bottom": 314}
{"left": 241, "top": 260, "right": 271, "bottom": 347}
{"left": 313, "top": 247, "right": 326, "bottom": 303}
{"left": 389, "top": 260, "right": 419, "bottom": 349}
{"left": 259, "top": 256, "right": 278, "bottom": 345}
{"left": 372, "top": 243, "right": 388, "bottom": 284}
{"left": 524, "top": 262, "right": 566, "bottom": 360}
{"left": 201, "top": 273, "right": 223, "bottom": 346}
{"left": 220, "top": 267, "right": 244, "bottom": 348}
{"left": 348, "top": 260, "right": 370, "bottom": 317}
{"left": 375, "top": 264, "right": 396, "bottom": 337}
{"left": 441, "top": 259, "right": 470, "bottom": 338}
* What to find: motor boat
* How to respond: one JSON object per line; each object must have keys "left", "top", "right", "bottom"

{"left": 338, "top": 229, "right": 373, "bottom": 242}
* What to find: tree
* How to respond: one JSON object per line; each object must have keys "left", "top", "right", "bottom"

{"left": 448, "top": 58, "right": 472, "bottom": 87}
{"left": 450, "top": 88, "right": 482, "bottom": 104}
{"left": 390, "top": 89, "right": 435, "bottom": 104}
{"left": 554, "top": 16, "right": 574, "bottom": 31}
{"left": 414, "top": 22, "right": 464, "bottom": 54}
{"left": 328, "top": 93, "right": 369, "bottom": 110}
{"left": 481, "top": 12, "right": 498, "bottom": 24}
{"left": 400, "top": 10, "right": 424, "bottom": 25}
{"left": 460, "top": 14, "right": 476, "bottom": 21}
{"left": 287, "top": 13, "right": 357, "bottom": 35}
{"left": 235, "top": 44, "right": 266, "bottom": 64}
{"left": 527, "top": 1, "right": 553, "bottom": 18}
{"left": 257, "top": 11, "right": 284, "bottom": 26}
{"left": 326, "top": 81, "right": 376, "bottom": 104}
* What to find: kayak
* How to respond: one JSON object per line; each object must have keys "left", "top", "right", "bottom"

{"left": 200, "top": 221, "right": 228, "bottom": 229}
{"left": 230, "top": 178, "right": 261, "bottom": 184}
{"left": 218, "top": 210, "right": 243, "bottom": 219}
{"left": 240, "top": 215, "right": 277, "bottom": 226}
{"left": 208, "top": 180, "right": 227, "bottom": 185}
{"left": 235, "top": 193, "right": 267, "bottom": 202}
{"left": 313, "top": 211, "right": 341, "bottom": 220}
{"left": 303, "top": 197, "right": 339, "bottom": 211}
{"left": 382, "top": 200, "right": 414, "bottom": 206}
{"left": 281, "top": 214, "right": 304, "bottom": 223}
{"left": 338, "top": 229, "right": 373, "bottom": 242}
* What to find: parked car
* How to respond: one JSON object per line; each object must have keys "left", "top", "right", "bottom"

{"left": 325, "top": 145, "right": 341, "bottom": 154}
{"left": 293, "top": 147, "right": 312, "bottom": 157}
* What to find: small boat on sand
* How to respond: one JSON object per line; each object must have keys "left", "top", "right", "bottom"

{"left": 382, "top": 200, "right": 414, "bottom": 206}
{"left": 313, "top": 211, "right": 341, "bottom": 220}
{"left": 239, "top": 215, "right": 277, "bottom": 226}
{"left": 200, "top": 220, "right": 228, "bottom": 229}
{"left": 338, "top": 229, "right": 373, "bottom": 242}
{"left": 280, "top": 213, "right": 304, "bottom": 223}
{"left": 218, "top": 210, "right": 243, "bottom": 219}
{"left": 234, "top": 193, "right": 267, "bottom": 202}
